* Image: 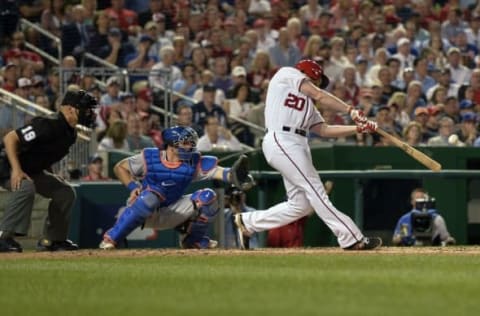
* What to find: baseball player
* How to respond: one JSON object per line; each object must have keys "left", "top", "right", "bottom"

{"left": 99, "top": 125, "right": 254, "bottom": 249}
{"left": 234, "top": 59, "right": 382, "bottom": 250}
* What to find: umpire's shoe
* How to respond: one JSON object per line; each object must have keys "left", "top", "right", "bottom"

{"left": 233, "top": 214, "right": 251, "bottom": 250}
{"left": 344, "top": 237, "right": 382, "bottom": 251}
{"left": 37, "top": 238, "right": 79, "bottom": 251}
{"left": 0, "top": 237, "right": 23, "bottom": 253}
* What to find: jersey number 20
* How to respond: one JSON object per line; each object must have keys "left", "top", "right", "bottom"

{"left": 284, "top": 93, "right": 305, "bottom": 111}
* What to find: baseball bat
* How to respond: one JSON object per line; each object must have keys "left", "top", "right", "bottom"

{"left": 376, "top": 128, "right": 442, "bottom": 171}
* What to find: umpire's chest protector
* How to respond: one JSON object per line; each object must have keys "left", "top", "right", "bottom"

{"left": 142, "top": 148, "right": 197, "bottom": 206}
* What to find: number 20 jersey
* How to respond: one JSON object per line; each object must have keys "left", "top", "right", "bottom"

{"left": 264, "top": 67, "right": 324, "bottom": 132}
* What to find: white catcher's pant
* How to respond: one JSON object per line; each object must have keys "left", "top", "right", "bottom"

{"left": 241, "top": 131, "right": 364, "bottom": 248}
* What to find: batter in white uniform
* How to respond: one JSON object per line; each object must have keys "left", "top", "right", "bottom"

{"left": 234, "top": 59, "right": 382, "bottom": 250}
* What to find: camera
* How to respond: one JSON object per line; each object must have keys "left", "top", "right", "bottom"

{"left": 414, "top": 196, "right": 436, "bottom": 211}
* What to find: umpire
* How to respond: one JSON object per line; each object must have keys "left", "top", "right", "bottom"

{"left": 0, "top": 89, "right": 97, "bottom": 252}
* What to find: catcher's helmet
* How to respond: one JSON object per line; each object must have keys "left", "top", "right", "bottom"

{"left": 162, "top": 126, "right": 198, "bottom": 160}
{"left": 295, "top": 59, "right": 330, "bottom": 89}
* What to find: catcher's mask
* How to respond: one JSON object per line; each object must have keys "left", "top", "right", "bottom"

{"left": 61, "top": 89, "right": 97, "bottom": 127}
{"left": 295, "top": 59, "right": 330, "bottom": 89}
{"left": 162, "top": 126, "right": 198, "bottom": 161}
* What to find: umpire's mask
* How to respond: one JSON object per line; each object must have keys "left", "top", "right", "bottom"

{"left": 61, "top": 90, "right": 98, "bottom": 127}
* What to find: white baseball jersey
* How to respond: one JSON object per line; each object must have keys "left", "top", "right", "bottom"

{"left": 265, "top": 67, "right": 324, "bottom": 132}
{"left": 240, "top": 66, "right": 365, "bottom": 248}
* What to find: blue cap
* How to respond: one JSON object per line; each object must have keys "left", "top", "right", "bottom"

{"left": 459, "top": 99, "right": 474, "bottom": 109}
{"left": 461, "top": 112, "right": 477, "bottom": 122}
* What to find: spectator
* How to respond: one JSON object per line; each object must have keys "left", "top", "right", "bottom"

{"left": 246, "top": 79, "right": 269, "bottom": 147}
{"left": 428, "top": 86, "right": 448, "bottom": 106}
{"left": 100, "top": 76, "right": 121, "bottom": 107}
{"left": 212, "top": 56, "right": 233, "bottom": 95}
{"left": 126, "top": 34, "right": 157, "bottom": 73}
{"left": 97, "top": 27, "right": 135, "bottom": 68}
{"left": 392, "top": 37, "right": 416, "bottom": 75}
{"left": 426, "top": 68, "right": 459, "bottom": 101}
{"left": 40, "top": 0, "right": 70, "bottom": 55}
{"left": 427, "top": 116, "right": 459, "bottom": 146}
{"left": 441, "top": 7, "right": 467, "bottom": 44}
{"left": 104, "top": 0, "right": 138, "bottom": 33}
{"left": 190, "top": 46, "right": 208, "bottom": 74}
{"left": 61, "top": 4, "right": 92, "bottom": 57}
{"left": 387, "top": 91, "right": 411, "bottom": 129}
{"left": 413, "top": 56, "right": 437, "bottom": 94}
{"left": 18, "top": 0, "right": 44, "bottom": 23}
{"left": 247, "top": 50, "right": 277, "bottom": 89}
{"left": 172, "top": 62, "right": 199, "bottom": 107}
{"left": 1, "top": 63, "right": 19, "bottom": 92}
{"left": 82, "top": 155, "right": 111, "bottom": 181}
{"left": 446, "top": 47, "right": 472, "bottom": 85}
{"left": 443, "top": 96, "right": 461, "bottom": 123}
{"left": 88, "top": 10, "right": 110, "bottom": 57}
{"left": 137, "top": 0, "right": 163, "bottom": 27}
{"left": 269, "top": 26, "right": 301, "bottom": 68}
{"left": 197, "top": 115, "right": 242, "bottom": 152}
{"left": 192, "top": 83, "right": 228, "bottom": 134}
{"left": 175, "top": 104, "right": 202, "bottom": 135}
{"left": 298, "top": 0, "right": 324, "bottom": 33}
{"left": 149, "top": 45, "right": 182, "bottom": 90}
{"left": 393, "top": 188, "right": 455, "bottom": 246}
{"left": 402, "top": 121, "right": 425, "bottom": 146}
{"left": 224, "top": 185, "right": 259, "bottom": 249}
{"left": 97, "top": 119, "right": 130, "bottom": 152}
{"left": 455, "top": 112, "right": 478, "bottom": 146}
{"left": 126, "top": 113, "right": 154, "bottom": 151}
{"left": 0, "top": 1, "right": 19, "bottom": 43}
{"left": 3, "top": 31, "right": 45, "bottom": 73}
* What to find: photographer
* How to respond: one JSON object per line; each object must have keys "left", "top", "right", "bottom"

{"left": 224, "top": 185, "right": 259, "bottom": 249}
{"left": 392, "top": 188, "right": 456, "bottom": 247}
{"left": 0, "top": 89, "right": 97, "bottom": 252}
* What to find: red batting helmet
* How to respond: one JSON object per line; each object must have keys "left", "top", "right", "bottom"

{"left": 295, "top": 59, "right": 330, "bottom": 89}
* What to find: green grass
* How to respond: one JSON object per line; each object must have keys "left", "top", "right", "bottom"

{"left": 1, "top": 253, "right": 479, "bottom": 316}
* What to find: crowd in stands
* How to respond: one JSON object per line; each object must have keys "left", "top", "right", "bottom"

{"left": 2, "top": 0, "right": 480, "bottom": 155}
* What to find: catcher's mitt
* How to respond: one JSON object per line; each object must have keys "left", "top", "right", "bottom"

{"left": 230, "top": 154, "right": 255, "bottom": 191}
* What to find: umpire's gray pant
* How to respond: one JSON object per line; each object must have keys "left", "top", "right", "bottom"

{"left": 0, "top": 171, "right": 75, "bottom": 240}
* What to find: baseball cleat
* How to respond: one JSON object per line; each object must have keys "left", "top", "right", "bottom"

{"left": 0, "top": 237, "right": 23, "bottom": 253}
{"left": 233, "top": 213, "right": 250, "bottom": 250}
{"left": 99, "top": 237, "right": 116, "bottom": 250}
{"left": 344, "top": 236, "right": 382, "bottom": 250}
{"left": 37, "top": 239, "right": 79, "bottom": 251}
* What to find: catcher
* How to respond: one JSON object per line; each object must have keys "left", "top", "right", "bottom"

{"left": 99, "top": 125, "right": 254, "bottom": 249}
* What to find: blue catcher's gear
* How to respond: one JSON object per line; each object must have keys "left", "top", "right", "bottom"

{"left": 104, "top": 190, "right": 161, "bottom": 243}
{"left": 142, "top": 148, "right": 200, "bottom": 206}
{"left": 180, "top": 188, "right": 219, "bottom": 249}
{"left": 199, "top": 155, "right": 218, "bottom": 173}
{"left": 162, "top": 126, "right": 199, "bottom": 161}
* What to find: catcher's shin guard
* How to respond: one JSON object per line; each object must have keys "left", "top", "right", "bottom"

{"left": 181, "top": 189, "right": 219, "bottom": 249}
{"left": 104, "top": 190, "right": 160, "bottom": 244}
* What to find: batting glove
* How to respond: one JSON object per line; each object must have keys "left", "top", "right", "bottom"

{"left": 347, "top": 106, "right": 367, "bottom": 124}
{"left": 356, "top": 120, "right": 378, "bottom": 133}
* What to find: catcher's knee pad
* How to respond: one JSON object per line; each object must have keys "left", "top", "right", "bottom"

{"left": 181, "top": 189, "right": 219, "bottom": 249}
{"left": 105, "top": 190, "right": 160, "bottom": 243}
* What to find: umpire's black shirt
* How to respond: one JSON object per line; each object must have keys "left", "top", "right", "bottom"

{"left": 15, "top": 112, "right": 77, "bottom": 174}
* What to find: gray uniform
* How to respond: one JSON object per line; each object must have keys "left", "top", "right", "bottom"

{"left": 122, "top": 153, "right": 218, "bottom": 230}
